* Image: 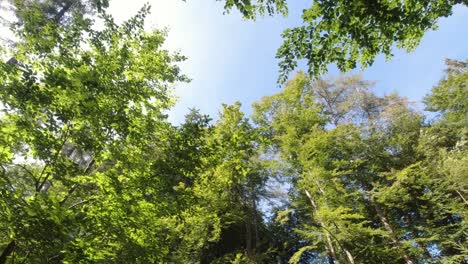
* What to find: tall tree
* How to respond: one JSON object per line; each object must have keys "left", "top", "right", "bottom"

{"left": 198, "top": 103, "right": 271, "bottom": 263}
{"left": 415, "top": 59, "right": 468, "bottom": 262}
{"left": 0, "top": 4, "right": 187, "bottom": 262}
{"left": 253, "top": 70, "right": 467, "bottom": 263}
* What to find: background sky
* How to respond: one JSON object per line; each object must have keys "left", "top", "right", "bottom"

{"left": 9, "top": 1, "right": 468, "bottom": 123}
{"left": 109, "top": 0, "right": 465, "bottom": 124}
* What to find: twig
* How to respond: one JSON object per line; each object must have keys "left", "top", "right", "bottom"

{"left": 456, "top": 190, "right": 468, "bottom": 206}
{"left": 68, "top": 200, "right": 89, "bottom": 209}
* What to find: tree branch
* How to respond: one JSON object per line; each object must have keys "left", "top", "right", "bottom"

{"left": 36, "top": 124, "right": 71, "bottom": 192}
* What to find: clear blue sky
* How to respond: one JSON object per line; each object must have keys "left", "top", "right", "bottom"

{"left": 107, "top": 1, "right": 468, "bottom": 124}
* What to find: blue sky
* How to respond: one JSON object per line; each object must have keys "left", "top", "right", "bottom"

{"left": 108, "top": 1, "right": 468, "bottom": 123}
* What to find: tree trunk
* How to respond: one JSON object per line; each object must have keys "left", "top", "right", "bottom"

{"left": 359, "top": 179, "right": 414, "bottom": 264}
{"left": 252, "top": 198, "right": 260, "bottom": 255}
{"left": 305, "top": 190, "right": 340, "bottom": 264}
{"left": 325, "top": 233, "right": 340, "bottom": 264}
{"left": 455, "top": 190, "right": 468, "bottom": 206}
{"left": 245, "top": 214, "right": 253, "bottom": 258}
{"left": 314, "top": 181, "right": 356, "bottom": 264}
{"left": 344, "top": 249, "right": 355, "bottom": 264}
{"left": 0, "top": 240, "right": 15, "bottom": 264}
{"left": 373, "top": 204, "right": 414, "bottom": 264}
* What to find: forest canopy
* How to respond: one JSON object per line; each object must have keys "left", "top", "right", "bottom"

{"left": 0, "top": 0, "right": 467, "bottom": 263}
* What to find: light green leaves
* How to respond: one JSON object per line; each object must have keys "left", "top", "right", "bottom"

{"left": 0, "top": 2, "right": 189, "bottom": 262}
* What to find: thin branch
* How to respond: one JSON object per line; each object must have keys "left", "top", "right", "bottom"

{"left": 37, "top": 124, "right": 71, "bottom": 192}
{"left": 320, "top": 224, "right": 355, "bottom": 264}
{"left": 0, "top": 165, "right": 15, "bottom": 191}
{"left": 68, "top": 199, "right": 90, "bottom": 209}
{"left": 456, "top": 190, "right": 468, "bottom": 206}
{"left": 60, "top": 158, "right": 94, "bottom": 205}
{"left": 7, "top": 163, "right": 38, "bottom": 185}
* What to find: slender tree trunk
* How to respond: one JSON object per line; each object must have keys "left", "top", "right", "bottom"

{"left": 0, "top": 240, "right": 15, "bottom": 264}
{"left": 305, "top": 189, "right": 318, "bottom": 210}
{"left": 314, "top": 181, "right": 356, "bottom": 264}
{"left": 325, "top": 233, "right": 340, "bottom": 264}
{"left": 344, "top": 249, "right": 355, "bottom": 264}
{"left": 373, "top": 204, "right": 413, "bottom": 264}
{"left": 359, "top": 179, "right": 414, "bottom": 264}
{"left": 305, "top": 190, "right": 340, "bottom": 264}
{"left": 252, "top": 198, "right": 260, "bottom": 255}
{"left": 245, "top": 219, "right": 252, "bottom": 258}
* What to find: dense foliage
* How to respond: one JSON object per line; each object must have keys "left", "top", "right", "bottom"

{"left": 253, "top": 68, "right": 467, "bottom": 263}
{"left": 0, "top": 0, "right": 466, "bottom": 263}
